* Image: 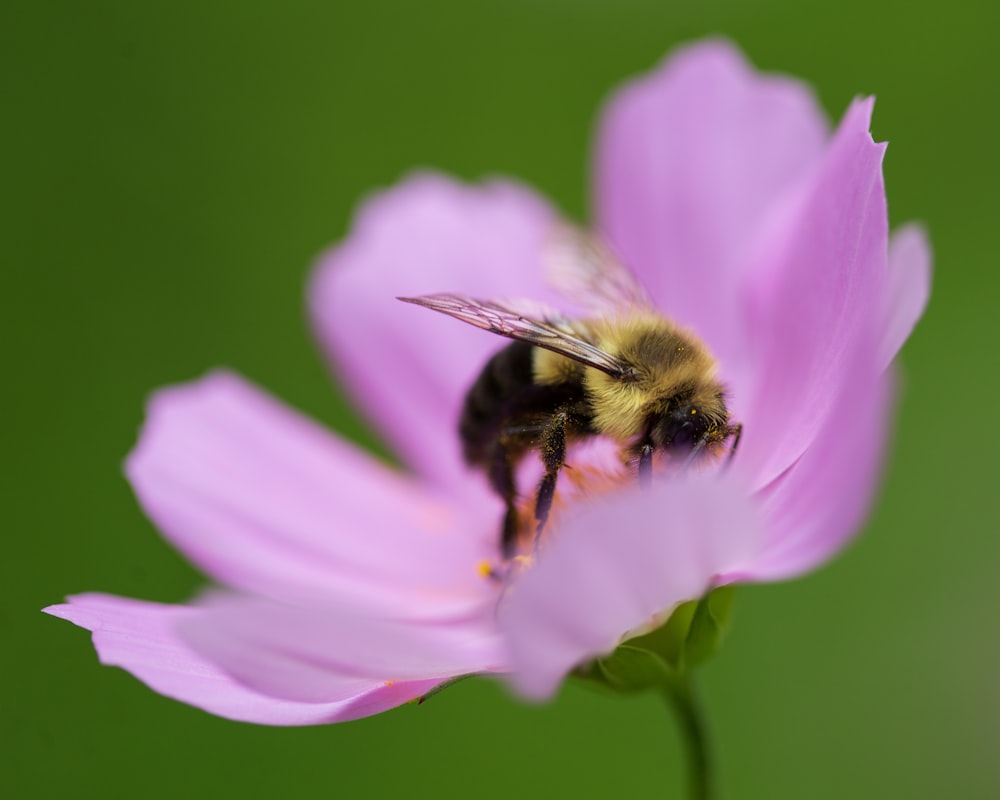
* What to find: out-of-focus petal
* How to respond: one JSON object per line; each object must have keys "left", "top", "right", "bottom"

{"left": 126, "top": 371, "right": 498, "bottom": 612}
{"left": 310, "top": 173, "right": 560, "bottom": 493}
{"left": 498, "top": 475, "right": 762, "bottom": 700}
{"left": 177, "top": 593, "right": 508, "bottom": 704}
{"left": 880, "top": 224, "right": 932, "bottom": 369}
{"left": 43, "top": 594, "right": 441, "bottom": 726}
{"left": 737, "top": 98, "right": 888, "bottom": 492}
{"left": 594, "top": 39, "right": 828, "bottom": 374}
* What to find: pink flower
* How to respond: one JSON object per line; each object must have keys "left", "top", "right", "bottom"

{"left": 45, "top": 40, "right": 929, "bottom": 722}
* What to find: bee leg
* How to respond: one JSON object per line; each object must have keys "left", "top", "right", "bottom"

{"left": 638, "top": 442, "right": 654, "bottom": 490}
{"left": 489, "top": 441, "right": 520, "bottom": 559}
{"left": 724, "top": 423, "right": 743, "bottom": 467}
{"left": 682, "top": 437, "right": 708, "bottom": 471}
{"left": 534, "top": 408, "right": 569, "bottom": 540}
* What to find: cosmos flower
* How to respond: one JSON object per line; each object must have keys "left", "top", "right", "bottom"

{"left": 46, "top": 40, "right": 930, "bottom": 723}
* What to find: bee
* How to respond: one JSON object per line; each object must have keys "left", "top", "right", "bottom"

{"left": 399, "top": 229, "right": 741, "bottom": 558}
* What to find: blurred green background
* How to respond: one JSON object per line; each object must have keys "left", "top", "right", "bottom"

{"left": 5, "top": 1, "right": 998, "bottom": 797}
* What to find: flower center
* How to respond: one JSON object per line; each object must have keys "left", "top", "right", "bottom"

{"left": 474, "top": 434, "right": 734, "bottom": 584}
{"left": 475, "top": 440, "right": 634, "bottom": 581}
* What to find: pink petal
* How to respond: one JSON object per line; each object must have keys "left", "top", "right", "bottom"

{"left": 744, "top": 365, "right": 894, "bottom": 581}
{"left": 44, "top": 594, "right": 441, "bottom": 726}
{"left": 880, "top": 224, "right": 932, "bottom": 369}
{"left": 594, "top": 39, "right": 828, "bottom": 374}
{"left": 177, "top": 592, "right": 508, "bottom": 704}
{"left": 498, "top": 475, "right": 762, "bottom": 700}
{"left": 126, "top": 370, "right": 498, "bottom": 612}
{"left": 310, "top": 173, "right": 561, "bottom": 493}
{"left": 737, "top": 97, "right": 888, "bottom": 492}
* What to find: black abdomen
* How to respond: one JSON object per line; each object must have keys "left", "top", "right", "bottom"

{"left": 459, "top": 341, "right": 536, "bottom": 465}
{"left": 459, "top": 341, "right": 589, "bottom": 467}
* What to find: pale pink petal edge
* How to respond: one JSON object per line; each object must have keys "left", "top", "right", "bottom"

{"left": 44, "top": 594, "right": 440, "bottom": 726}
{"left": 176, "top": 591, "right": 508, "bottom": 705}
{"left": 880, "top": 223, "right": 932, "bottom": 369}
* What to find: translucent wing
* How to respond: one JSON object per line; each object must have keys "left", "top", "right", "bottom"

{"left": 544, "top": 225, "right": 655, "bottom": 313}
{"left": 398, "top": 293, "right": 629, "bottom": 378}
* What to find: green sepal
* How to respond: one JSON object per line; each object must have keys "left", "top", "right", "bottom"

{"left": 574, "top": 644, "right": 673, "bottom": 694}
{"left": 572, "top": 586, "right": 737, "bottom": 695}
{"left": 681, "top": 585, "right": 736, "bottom": 670}
{"left": 629, "top": 599, "right": 697, "bottom": 669}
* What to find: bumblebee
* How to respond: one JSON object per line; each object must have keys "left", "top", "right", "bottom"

{"left": 400, "top": 229, "right": 741, "bottom": 557}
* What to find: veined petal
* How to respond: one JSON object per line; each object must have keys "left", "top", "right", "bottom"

{"left": 310, "top": 172, "right": 561, "bottom": 494}
{"left": 744, "top": 363, "right": 894, "bottom": 581}
{"left": 177, "top": 592, "right": 507, "bottom": 704}
{"left": 498, "top": 475, "right": 762, "bottom": 700}
{"left": 880, "top": 224, "right": 932, "bottom": 369}
{"left": 126, "top": 371, "right": 498, "bottom": 613}
{"left": 594, "top": 39, "right": 828, "bottom": 374}
{"left": 738, "top": 97, "right": 888, "bottom": 492}
{"left": 43, "top": 594, "right": 441, "bottom": 726}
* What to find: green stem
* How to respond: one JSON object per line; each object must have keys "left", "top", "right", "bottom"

{"left": 663, "top": 674, "right": 715, "bottom": 800}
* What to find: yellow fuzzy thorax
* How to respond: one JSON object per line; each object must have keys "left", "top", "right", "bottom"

{"left": 534, "top": 314, "right": 723, "bottom": 441}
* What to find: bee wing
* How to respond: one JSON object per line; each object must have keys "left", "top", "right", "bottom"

{"left": 544, "top": 225, "right": 655, "bottom": 313}
{"left": 398, "top": 293, "right": 629, "bottom": 378}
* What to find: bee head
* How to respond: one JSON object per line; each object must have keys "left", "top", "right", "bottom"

{"left": 649, "top": 402, "right": 720, "bottom": 454}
